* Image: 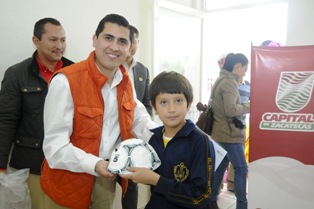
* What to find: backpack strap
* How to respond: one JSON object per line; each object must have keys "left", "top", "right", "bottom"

{"left": 208, "top": 76, "right": 226, "bottom": 105}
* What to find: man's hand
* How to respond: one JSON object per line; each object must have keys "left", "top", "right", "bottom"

{"left": 95, "top": 160, "right": 116, "bottom": 180}
{"left": 131, "top": 131, "right": 138, "bottom": 139}
{"left": 119, "top": 167, "right": 160, "bottom": 186}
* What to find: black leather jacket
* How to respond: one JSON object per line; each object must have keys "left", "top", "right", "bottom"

{"left": 0, "top": 51, "right": 73, "bottom": 175}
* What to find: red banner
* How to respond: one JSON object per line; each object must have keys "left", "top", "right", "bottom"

{"left": 249, "top": 45, "right": 314, "bottom": 209}
{"left": 250, "top": 45, "right": 314, "bottom": 165}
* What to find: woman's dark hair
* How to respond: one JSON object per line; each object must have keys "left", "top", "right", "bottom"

{"left": 149, "top": 71, "right": 193, "bottom": 109}
{"left": 260, "top": 40, "right": 282, "bottom": 47}
{"left": 223, "top": 53, "right": 249, "bottom": 72}
{"left": 260, "top": 40, "right": 273, "bottom": 47}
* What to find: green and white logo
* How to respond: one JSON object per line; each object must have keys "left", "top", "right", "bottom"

{"left": 260, "top": 72, "right": 314, "bottom": 132}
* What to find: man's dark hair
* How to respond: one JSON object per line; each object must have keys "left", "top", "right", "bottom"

{"left": 149, "top": 71, "right": 193, "bottom": 109}
{"left": 95, "top": 14, "right": 133, "bottom": 43}
{"left": 33, "top": 17, "right": 61, "bottom": 40}
{"left": 129, "top": 25, "right": 139, "bottom": 42}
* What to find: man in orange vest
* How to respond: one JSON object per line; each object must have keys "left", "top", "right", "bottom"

{"left": 40, "top": 14, "right": 157, "bottom": 209}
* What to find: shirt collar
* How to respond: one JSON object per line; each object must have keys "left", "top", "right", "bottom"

{"left": 36, "top": 53, "right": 64, "bottom": 72}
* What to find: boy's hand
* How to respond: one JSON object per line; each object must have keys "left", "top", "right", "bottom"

{"left": 120, "top": 167, "right": 160, "bottom": 186}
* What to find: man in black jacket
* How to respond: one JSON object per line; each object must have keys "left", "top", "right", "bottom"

{"left": 0, "top": 17, "right": 73, "bottom": 209}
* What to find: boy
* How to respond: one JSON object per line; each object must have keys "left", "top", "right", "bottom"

{"left": 121, "top": 71, "right": 214, "bottom": 209}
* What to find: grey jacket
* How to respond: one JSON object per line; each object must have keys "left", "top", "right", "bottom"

{"left": 211, "top": 69, "right": 250, "bottom": 144}
{"left": 132, "top": 62, "right": 152, "bottom": 116}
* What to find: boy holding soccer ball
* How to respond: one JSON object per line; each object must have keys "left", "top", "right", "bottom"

{"left": 120, "top": 71, "right": 214, "bottom": 209}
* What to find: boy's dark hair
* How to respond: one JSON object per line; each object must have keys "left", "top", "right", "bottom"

{"left": 33, "top": 17, "right": 61, "bottom": 40}
{"left": 95, "top": 14, "right": 133, "bottom": 43}
{"left": 223, "top": 53, "right": 249, "bottom": 72}
{"left": 149, "top": 71, "right": 193, "bottom": 109}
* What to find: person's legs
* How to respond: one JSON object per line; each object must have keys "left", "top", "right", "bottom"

{"left": 210, "top": 151, "right": 230, "bottom": 209}
{"left": 26, "top": 173, "right": 46, "bottom": 209}
{"left": 121, "top": 180, "right": 138, "bottom": 209}
{"left": 221, "top": 143, "right": 248, "bottom": 209}
{"left": 210, "top": 154, "right": 230, "bottom": 201}
{"left": 90, "top": 177, "right": 116, "bottom": 209}
{"left": 228, "top": 142, "right": 246, "bottom": 193}
{"left": 43, "top": 177, "right": 116, "bottom": 209}
{"left": 227, "top": 163, "right": 235, "bottom": 192}
{"left": 44, "top": 194, "right": 70, "bottom": 209}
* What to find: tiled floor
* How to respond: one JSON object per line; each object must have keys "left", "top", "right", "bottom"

{"left": 217, "top": 183, "right": 237, "bottom": 209}
{"left": 138, "top": 186, "right": 237, "bottom": 209}
{"left": 117, "top": 182, "right": 238, "bottom": 209}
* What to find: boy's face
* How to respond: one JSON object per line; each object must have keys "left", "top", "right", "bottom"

{"left": 154, "top": 93, "right": 191, "bottom": 136}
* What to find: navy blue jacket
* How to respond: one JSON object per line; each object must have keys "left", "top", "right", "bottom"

{"left": 146, "top": 119, "right": 214, "bottom": 209}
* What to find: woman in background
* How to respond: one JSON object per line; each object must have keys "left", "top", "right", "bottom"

{"left": 210, "top": 53, "right": 250, "bottom": 209}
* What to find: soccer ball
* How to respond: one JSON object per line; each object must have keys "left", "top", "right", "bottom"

{"left": 107, "top": 138, "right": 161, "bottom": 174}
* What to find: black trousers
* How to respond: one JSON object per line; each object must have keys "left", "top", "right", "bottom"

{"left": 120, "top": 178, "right": 138, "bottom": 209}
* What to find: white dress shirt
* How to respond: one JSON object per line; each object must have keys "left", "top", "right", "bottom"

{"left": 122, "top": 59, "right": 136, "bottom": 86}
{"left": 43, "top": 70, "right": 157, "bottom": 176}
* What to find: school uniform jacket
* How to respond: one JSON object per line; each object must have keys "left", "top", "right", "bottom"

{"left": 146, "top": 119, "right": 213, "bottom": 209}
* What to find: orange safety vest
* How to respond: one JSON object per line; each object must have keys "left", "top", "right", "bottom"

{"left": 40, "top": 51, "right": 135, "bottom": 209}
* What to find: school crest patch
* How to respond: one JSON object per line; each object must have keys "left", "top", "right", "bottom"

{"left": 174, "top": 162, "right": 189, "bottom": 182}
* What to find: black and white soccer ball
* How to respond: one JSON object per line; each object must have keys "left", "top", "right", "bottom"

{"left": 107, "top": 138, "right": 161, "bottom": 174}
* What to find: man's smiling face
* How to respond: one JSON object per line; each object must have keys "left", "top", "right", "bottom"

{"left": 93, "top": 22, "right": 131, "bottom": 72}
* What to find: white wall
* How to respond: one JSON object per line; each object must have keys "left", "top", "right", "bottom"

{"left": 0, "top": 0, "right": 154, "bottom": 82}
{"left": 1, "top": 0, "right": 314, "bottom": 81}
{"left": 0, "top": 1, "right": 154, "bottom": 207}
{"left": 0, "top": 0, "right": 314, "bottom": 207}
{"left": 286, "top": 0, "right": 314, "bottom": 45}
